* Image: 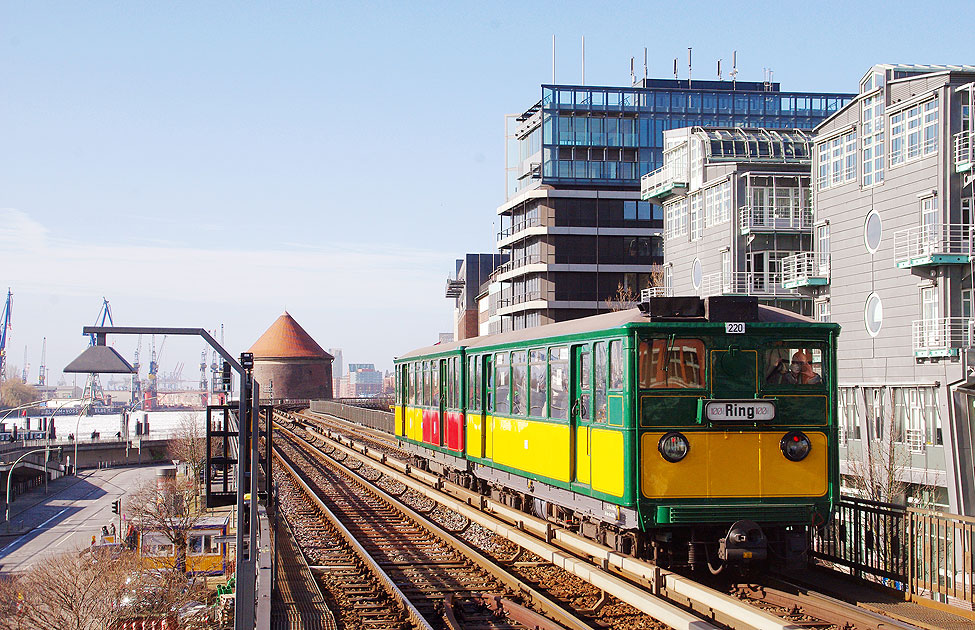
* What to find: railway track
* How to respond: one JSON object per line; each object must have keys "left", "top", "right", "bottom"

{"left": 281, "top": 409, "right": 925, "bottom": 630}
{"left": 274, "top": 428, "right": 601, "bottom": 630}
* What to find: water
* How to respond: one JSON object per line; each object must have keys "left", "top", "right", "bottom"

{"left": 8, "top": 410, "right": 205, "bottom": 440}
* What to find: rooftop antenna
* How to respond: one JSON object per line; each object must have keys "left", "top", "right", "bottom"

{"left": 688, "top": 47, "right": 692, "bottom": 88}
{"left": 552, "top": 35, "right": 556, "bottom": 83}
{"left": 718, "top": 59, "right": 722, "bottom": 81}
{"left": 581, "top": 35, "right": 585, "bottom": 85}
{"left": 731, "top": 50, "right": 738, "bottom": 88}
{"left": 673, "top": 57, "right": 678, "bottom": 81}
{"left": 630, "top": 56, "right": 635, "bottom": 86}
{"left": 644, "top": 47, "right": 648, "bottom": 81}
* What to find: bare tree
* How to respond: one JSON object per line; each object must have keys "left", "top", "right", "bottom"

{"left": 126, "top": 475, "right": 205, "bottom": 573}
{"left": 0, "top": 547, "right": 208, "bottom": 630}
{"left": 0, "top": 379, "right": 39, "bottom": 407}
{"left": 604, "top": 282, "right": 640, "bottom": 312}
{"left": 168, "top": 413, "right": 206, "bottom": 499}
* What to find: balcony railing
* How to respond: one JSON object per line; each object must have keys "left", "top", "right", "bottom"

{"left": 490, "top": 254, "right": 546, "bottom": 280}
{"left": 699, "top": 272, "right": 798, "bottom": 298}
{"left": 641, "top": 161, "right": 688, "bottom": 200}
{"left": 497, "top": 290, "right": 545, "bottom": 308}
{"left": 739, "top": 206, "right": 814, "bottom": 234}
{"left": 893, "top": 223, "right": 974, "bottom": 268}
{"left": 911, "top": 317, "right": 973, "bottom": 358}
{"left": 781, "top": 252, "right": 830, "bottom": 289}
{"left": 954, "top": 130, "right": 973, "bottom": 172}
{"left": 640, "top": 286, "right": 672, "bottom": 300}
{"left": 497, "top": 216, "right": 541, "bottom": 241}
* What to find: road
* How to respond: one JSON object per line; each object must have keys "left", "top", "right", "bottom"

{"left": 0, "top": 465, "right": 169, "bottom": 573}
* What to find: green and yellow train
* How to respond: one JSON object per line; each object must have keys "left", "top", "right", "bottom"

{"left": 393, "top": 296, "right": 839, "bottom": 570}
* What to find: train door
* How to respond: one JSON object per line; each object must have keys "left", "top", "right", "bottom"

{"left": 397, "top": 364, "right": 408, "bottom": 436}
{"left": 571, "top": 344, "right": 593, "bottom": 487}
{"left": 484, "top": 354, "right": 493, "bottom": 459}
{"left": 435, "top": 359, "right": 445, "bottom": 447}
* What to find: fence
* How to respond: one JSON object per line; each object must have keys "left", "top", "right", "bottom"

{"left": 810, "top": 497, "right": 975, "bottom": 613}
{"left": 309, "top": 400, "right": 394, "bottom": 434}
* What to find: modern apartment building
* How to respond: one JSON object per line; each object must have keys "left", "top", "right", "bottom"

{"left": 497, "top": 78, "right": 852, "bottom": 332}
{"left": 785, "top": 64, "right": 975, "bottom": 514}
{"left": 643, "top": 126, "right": 816, "bottom": 314}
{"left": 445, "top": 253, "right": 506, "bottom": 340}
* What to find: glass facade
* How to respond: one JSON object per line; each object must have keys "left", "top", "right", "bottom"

{"left": 508, "top": 80, "right": 853, "bottom": 197}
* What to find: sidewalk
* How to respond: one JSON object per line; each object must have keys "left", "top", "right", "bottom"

{"left": 0, "top": 474, "right": 86, "bottom": 537}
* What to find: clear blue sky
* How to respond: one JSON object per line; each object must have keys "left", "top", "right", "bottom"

{"left": 1, "top": 0, "right": 973, "bottom": 382}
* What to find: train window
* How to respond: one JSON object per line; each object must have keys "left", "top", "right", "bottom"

{"left": 432, "top": 361, "right": 440, "bottom": 407}
{"left": 579, "top": 348, "right": 592, "bottom": 421}
{"left": 638, "top": 338, "right": 705, "bottom": 388}
{"left": 408, "top": 363, "right": 416, "bottom": 405}
{"left": 512, "top": 351, "right": 527, "bottom": 416}
{"left": 765, "top": 343, "right": 825, "bottom": 386}
{"left": 486, "top": 356, "right": 494, "bottom": 410}
{"left": 609, "top": 340, "right": 623, "bottom": 390}
{"left": 594, "top": 342, "right": 608, "bottom": 422}
{"left": 529, "top": 349, "right": 547, "bottom": 417}
{"left": 495, "top": 353, "right": 510, "bottom": 414}
{"left": 550, "top": 347, "right": 569, "bottom": 420}
{"left": 468, "top": 356, "right": 480, "bottom": 408}
{"left": 423, "top": 362, "right": 431, "bottom": 406}
{"left": 452, "top": 357, "right": 459, "bottom": 408}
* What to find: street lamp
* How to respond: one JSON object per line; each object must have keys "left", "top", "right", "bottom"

{"left": 4, "top": 447, "right": 57, "bottom": 526}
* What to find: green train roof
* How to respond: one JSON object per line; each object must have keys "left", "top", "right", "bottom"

{"left": 397, "top": 303, "right": 832, "bottom": 361}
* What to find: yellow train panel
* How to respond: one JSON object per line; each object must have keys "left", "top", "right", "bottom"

{"left": 394, "top": 405, "right": 404, "bottom": 436}
{"left": 485, "top": 414, "right": 494, "bottom": 459}
{"left": 491, "top": 417, "right": 570, "bottom": 483}
{"left": 590, "top": 428, "right": 624, "bottom": 497}
{"left": 575, "top": 426, "right": 591, "bottom": 484}
{"left": 466, "top": 413, "right": 484, "bottom": 458}
{"left": 407, "top": 407, "right": 424, "bottom": 442}
{"left": 641, "top": 431, "right": 827, "bottom": 499}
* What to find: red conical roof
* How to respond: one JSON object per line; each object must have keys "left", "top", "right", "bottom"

{"left": 248, "top": 312, "right": 331, "bottom": 359}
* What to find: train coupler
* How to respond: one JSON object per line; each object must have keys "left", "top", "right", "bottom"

{"left": 718, "top": 520, "right": 767, "bottom": 562}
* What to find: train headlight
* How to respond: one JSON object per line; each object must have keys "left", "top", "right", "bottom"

{"left": 658, "top": 432, "right": 689, "bottom": 463}
{"left": 780, "top": 431, "right": 811, "bottom": 461}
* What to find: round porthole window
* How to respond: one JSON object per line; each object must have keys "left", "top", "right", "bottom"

{"left": 692, "top": 258, "right": 703, "bottom": 289}
{"left": 864, "top": 211, "right": 882, "bottom": 253}
{"left": 864, "top": 292, "right": 883, "bottom": 337}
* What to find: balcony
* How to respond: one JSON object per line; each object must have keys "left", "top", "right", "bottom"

{"left": 954, "top": 130, "right": 973, "bottom": 172}
{"left": 445, "top": 278, "right": 464, "bottom": 298}
{"left": 781, "top": 252, "right": 829, "bottom": 289}
{"left": 911, "top": 317, "right": 972, "bottom": 358}
{"left": 497, "top": 216, "right": 541, "bottom": 242}
{"left": 700, "top": 272, "right": 799, "bottom": 298}
{"left": 489, "top": 254, "right": 546, "bottom": 281}
{"left": 641, "top": 162, "right": 688, "bottom": 200}
{"left": 640, "top": 286, "right": 672, "bottom": 300}
{"left": 893, "top": 223, "right": 973, "bottom": 268}
{"left": 739, "top": 206, "right": 814, "bottom": 234}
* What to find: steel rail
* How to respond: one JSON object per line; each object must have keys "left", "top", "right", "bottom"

{"left": 276, "top": 425, "right": 598, "bottom": 630}
{"left": 297, "top": 412, "right": 808, "bottom": 630}
{"left": 283, "top": 420, "right": 727, "bottom": 630}
{"left": 272, "top": 445, "right": 435, "bottom": 630}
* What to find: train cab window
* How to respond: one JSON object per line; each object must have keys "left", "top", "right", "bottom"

{"left": 609, "top": 340, "right": 624, "bottom": 390}
{"left": 550, "top": 347, "right": 569, "bottom": 420}
{"left": 529, "top": 349, "right": 547, "bottom": 417}
{"left": 765, "top": 343, "right": 825, "bottom": 386}
{"left": 495, "top": 353, "right": 510, "bottom": 414}
{"left": 468, "top": 356, "right": 481, "bottom": 408}
{"left": 594, "top": 342, "right": 608, "bottom": 422}
{"left": 638, "top": 337, "right": 705, "bottom": 389}
{"left": 512, "top": 351, "right": 527, "bottom": 416}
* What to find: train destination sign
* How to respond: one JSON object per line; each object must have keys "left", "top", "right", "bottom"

{"left": 705, "top": 400, "right": 776, "bottom": 422}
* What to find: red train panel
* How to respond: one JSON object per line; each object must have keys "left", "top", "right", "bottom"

{"left": 445, "top": 412, "right": 465, "bottom": 452}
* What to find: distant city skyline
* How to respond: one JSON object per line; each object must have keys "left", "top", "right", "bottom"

{"left": 2, "top": 1, "right": 973, "bottom": 379}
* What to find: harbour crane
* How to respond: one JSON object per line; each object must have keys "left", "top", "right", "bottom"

{"left": 0, "top": 289, "right": 11, "bottom": 382}
{"left": 21, "top": 346, "right": 29, "bottom": 384}
{"left": 83, "top": 297, "right": 114, "bottom": 405}
{"left": 146, "top": 335, "right": 167, "bottom": 409}
{"left": 131, "top": 335, "right": 142, "bottom": 405}
{"left": 37, "top": 337, "right": 46, "bottom": 387}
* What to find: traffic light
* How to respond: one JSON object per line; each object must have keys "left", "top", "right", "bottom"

{"left": 111, "top": 499, "right": 120, "bottom": 515}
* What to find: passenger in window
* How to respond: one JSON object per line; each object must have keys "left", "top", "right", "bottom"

{"left": 784, "top": 350, "right": 821, "bottom": 385}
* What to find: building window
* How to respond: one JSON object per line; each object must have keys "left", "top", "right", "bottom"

{"left": 864, "top": 210, "right": 882, "bottom": 253}
{"left": 817, "top": 223, "right": 830, "bottom": 272}
{"left": 704, "top": 180, "right": 731, "bottom": 227}
{"left": 838, "top": 387, "right": 860, "bottom": 442}
{"left": 721, "top": 250, "right": 731, "bottom": 290}
{"left": 864, "top": 292, "right": 883, "bottom": 337}
{"left": 861, "top": 93, "right": 884, "bottom": 187}
{"left": 890, "top": 98, "right": 939, "bottom": 167}
{"left": 691, "top": 258, "right": 703, "bottom": 290}
{"left": 817, "top": 130, "right": 856, "bottom": 190}
{"left": 816, "top": 300, "right": 830, "bottom": 322}
{"left": 690, "top": 192, "right": 703, "bottom": 240}
{"left": 664, "top": 264, "right": 672, "bottom": 295}
{"left": 665, "top": 198, "right": 688, "bottom": 240}
{"left": 962, "top": 288, "right": 973, "bottom": 319}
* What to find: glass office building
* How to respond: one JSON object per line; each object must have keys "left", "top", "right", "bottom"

{"left": 495, "top": 78, "right": 853, "bottom": 332}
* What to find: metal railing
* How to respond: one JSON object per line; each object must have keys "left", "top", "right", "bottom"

{"left": 739, "top": 206, "right": 814, "bottom": 233}
{"left": 641, "top": 161, "right": 688, "bottom": 199}
{"left": 699, "top": 271, "right": 797, "bottom": 297}
{"left": 781, "top": 252, "right": 830, "bottom": 285}
{"left": 893, "top": 223, "right": 974, "bottom": 264}
{"left": 490, "top": 254, "right": 546, "bottom": 279}
{"left": 640, "top": 287, "right": 671, "bottom": 300}
{"left": 954, "top": 130, "right": 973, "bottom": 171}
{"left": 911, "top": 318, "right": 973, "bottom": 356}
{"left": 497, "top": 217, "right": 541, "bottom": 241}
{"left": 811, "top": 497, "right": 975, "bottom": 612}
{"left": 309, "top": 400, "right": 394, "bottom": 433}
